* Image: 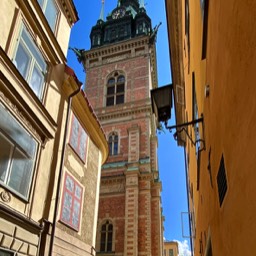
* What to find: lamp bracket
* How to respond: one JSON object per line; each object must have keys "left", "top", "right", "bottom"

{"left": 165, "top": 117, "right": 205, "bottom": 149}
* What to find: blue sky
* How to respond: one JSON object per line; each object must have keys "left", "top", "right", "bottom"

{"left": 67, "top": 0, "right": 190, "bottom": 252}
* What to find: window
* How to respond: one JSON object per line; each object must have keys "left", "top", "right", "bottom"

{"left": 69, "top": 114, "right": 88, "bottom": 162}
{"left": 106, "top": 74, "right": 125, "bottom": 106}
{"left": 169, "top": 249, "right": 174, "bottom": 256}
{"left": 100, "top": 221, "right": 113, "bottom": 252}
{"left": 38, "top": 0, "right": 58, "bottom": 31}
{"left": 0, "top": 103, "right": 38, "bottom": 199}
{"left": 108, "top": 132, "right": 118, "bottom": 156}
{"left": 13, "top": 25, "right": 47, "bottom": 100}
{"left": 60, "top": 172, "right": 83, "bottom": 231}
{"left": 217, "top": 155, "right": 227, "bottom": 206}
{"left": 202, "top": 0, "right": 209, "bottom": 59}
{"left": 0, "top": 248, "right": 15, "bottom": 255}
{"left": 164, "top": 249, "right": 166, "bottom": 256}
{"left": 185, "top": 0, "right": 190, "bottom": 59}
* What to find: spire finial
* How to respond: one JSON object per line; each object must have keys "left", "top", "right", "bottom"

{"left": 117, "top": 0, "right": 121, "bottom": 7}
{"left": 140, "top": 0, "right": 145, "bottom": 8}
{"left": 99, "top": 0, "right": 105, "bottom": 21}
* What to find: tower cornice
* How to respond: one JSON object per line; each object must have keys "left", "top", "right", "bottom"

{"left": 83, "top": 35, "right": 158, "bottom": 89}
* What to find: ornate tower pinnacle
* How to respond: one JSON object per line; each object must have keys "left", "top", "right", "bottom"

{"left": 99, "top": 0, "right": 105, "bottom": 21}
{"left": 140, "top": 0, "right": 145, "bottom": 8}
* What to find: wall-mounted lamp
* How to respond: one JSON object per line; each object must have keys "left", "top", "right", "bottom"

{"left": 151, "top": 84, "right": 204, "bottom": 147}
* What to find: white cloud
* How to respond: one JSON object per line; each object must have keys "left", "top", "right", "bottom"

{"left": 174, "top": 240, "right": 192, "bottom": 256}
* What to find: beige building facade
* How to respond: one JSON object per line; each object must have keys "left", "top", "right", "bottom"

{"left": 163, "top": 241, "right": 179, "bottom": 256}
{"left": 0, "top": 1, "right": 108, "bottom": 255}
{"left": 165, "top": 0, "right": 256, "bottom": 255}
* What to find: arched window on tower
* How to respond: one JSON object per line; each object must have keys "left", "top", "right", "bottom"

{"left": 108, "top": 132, "right": 118, "bottom": 156}
{"left": 100, "top": 220, "right": 113, "bottom": 252}
{"left": 106, "top": 73, "right": 125, "bottom": 106}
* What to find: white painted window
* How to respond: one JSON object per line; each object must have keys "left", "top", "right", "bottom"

{"left": 38, "top": 0, "right": 58, "bottom": 32}
{"left": 0, "top": 103, "right": 38, "bottom": 199}
{"left": 13, "top": 25, "right": 47, "bottom": 100}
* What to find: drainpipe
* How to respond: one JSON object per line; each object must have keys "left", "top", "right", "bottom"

{"left": 48, "top": 86, "right": 80, "bottom": 256}
{"left": 183, "top": 147, "right": 194, "bottom": 256}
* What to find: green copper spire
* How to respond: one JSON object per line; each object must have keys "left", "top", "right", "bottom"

{"left": 140, "top": 0, "right": 145, "bottom": 8}
{"left": 117, "top": 0, "right": 121, "bottom": 7}
{"left": 99, "top": 0, "right": 105, "bottom": 21}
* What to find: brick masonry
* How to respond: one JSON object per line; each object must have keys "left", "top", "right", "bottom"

{"left": 85, "top": 37, "right": 163, "bottom": 256}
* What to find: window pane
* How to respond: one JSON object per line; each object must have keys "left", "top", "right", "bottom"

{"left": 107, "top": 230, "right": 113, "bottom": 251}
{"left": 70, "top": 116, "right": 79, "bottom": 150}
{"left": 0, "top": 133, "right": 12, "bottom": 182}
{"left": 108, "top": 224, "right": 113, "bottom": 231}
{"left": 0, "top": 104, "right": 37, "bottom": 158}
{"left": 8, "top": 148, "right": 34, "bottom": 197}
{"left": 45, "top": 0, "right": 58, "bottom": 31}
{"left": 61, "top": 191, "right": 72, "bottom": 223}
{"left": 107, "top": 86, "right": 115, "bottom": 95}
{"left": 72, "top": 199, "right": 80, "bottom": 229}
{"left": 117, "top": 84, "right": 124, "bottom": 93}
{"left": 75, "top": 184, "right": 82, "bottom": 199}
{"left": 116, "top": 94, "right": 124, "bottom": 104}
{"left": 0, "top": 249, "right": 14, "bottom": 256}
{"left": 113, "top": 142, "right": 118, "bottom": 155}
{"left": 106, "top": 96, "right": 114, "bottom": 106}
{"left": 79, "top": 130, "right": 87, "bottom": 161}
{"left": 117, "top": 75, "right": 125, "bottom": 83}
{"left": 14, "top": 43, "right": 30, "bottom": 78}
{"left": 107, "top": 78, "right": 115, "bottom": 85}
{"left": 100, "top": 232, "right": 106, "bottom": 251}
{"left": 65, "top": 175, "right": 74, "bottom": 192}
{"left": 29, "top": 65, "right": 44, "bottom": 98}
{"left": 21, "top": 29, "right": 46, "bottom": 71}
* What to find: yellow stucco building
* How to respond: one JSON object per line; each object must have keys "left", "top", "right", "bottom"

{"left": 0, "top": 1, "right": 108, "bottom": 255}
{"left": 164, "top": 241, "right": 179, "bottom": 256}
{"left": 164, "top": 0, "right": 256, "bottom": 255}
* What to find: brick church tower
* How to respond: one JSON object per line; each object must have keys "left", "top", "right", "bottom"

{"left": 82, "top": 1, "right": 163, "bottom": 255}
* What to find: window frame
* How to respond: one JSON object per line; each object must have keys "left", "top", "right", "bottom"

{"left": 0, "top": 102, "right": 39, "bottom": 201}
{"left": 201, "top": 0, "right": 209, "bottom": 59}
{"left": 69, "top": 113, "right": 89, "bottom": 163}
{"left": 13, "top": 24, "right": 47, "bottom": 101}
{"left": 100, "top": 220, "right": 113, "bottom": 253}
{"left": 106, "top": 73, "right": 125, "bottom": 107}
{"left": 108, "top": 132, "right": 119, "bottom": 156}
{"left": 0, "top": 248, "right": 15, "bottom": 256}
{"left": 60, "top": 172, "right": 83, "bottom": 231}
{"left": 38, "top": 0, "right": 59, "bottom": 33}
{"left": 169, "top": 249, "right": 174, "bottom": 256}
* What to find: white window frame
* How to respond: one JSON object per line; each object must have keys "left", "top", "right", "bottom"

{"left": 13, "top": 24, "right": 47, "bottom": 101}
{"left": 38, "top": 0, "right": 59, "bottom": 32}
{"left": 0, "top": 103, "right": 38, "bottom": 200}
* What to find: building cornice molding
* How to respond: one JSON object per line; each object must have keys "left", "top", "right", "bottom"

{"left": 59, "top": 0, "right": 79, "bottom": 26}
{"left": 84, "top": 35, "right": 158, "bottom": 89}
{"left": 84, "top": 36, "right": 150, "bottom": 60}
{"left": 165, "top": 0, "right": 186, "bottom": 145}
{"left": 97, "top": 105, "right": 152, "bottom": 122}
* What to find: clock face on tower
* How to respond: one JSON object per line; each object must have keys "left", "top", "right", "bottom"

{"left": 112, "top": 8, "right": 126, "bottom": 19}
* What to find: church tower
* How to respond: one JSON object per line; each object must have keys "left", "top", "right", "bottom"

{"left": 82, "top": 1, "right": 163, "bottom": 255}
